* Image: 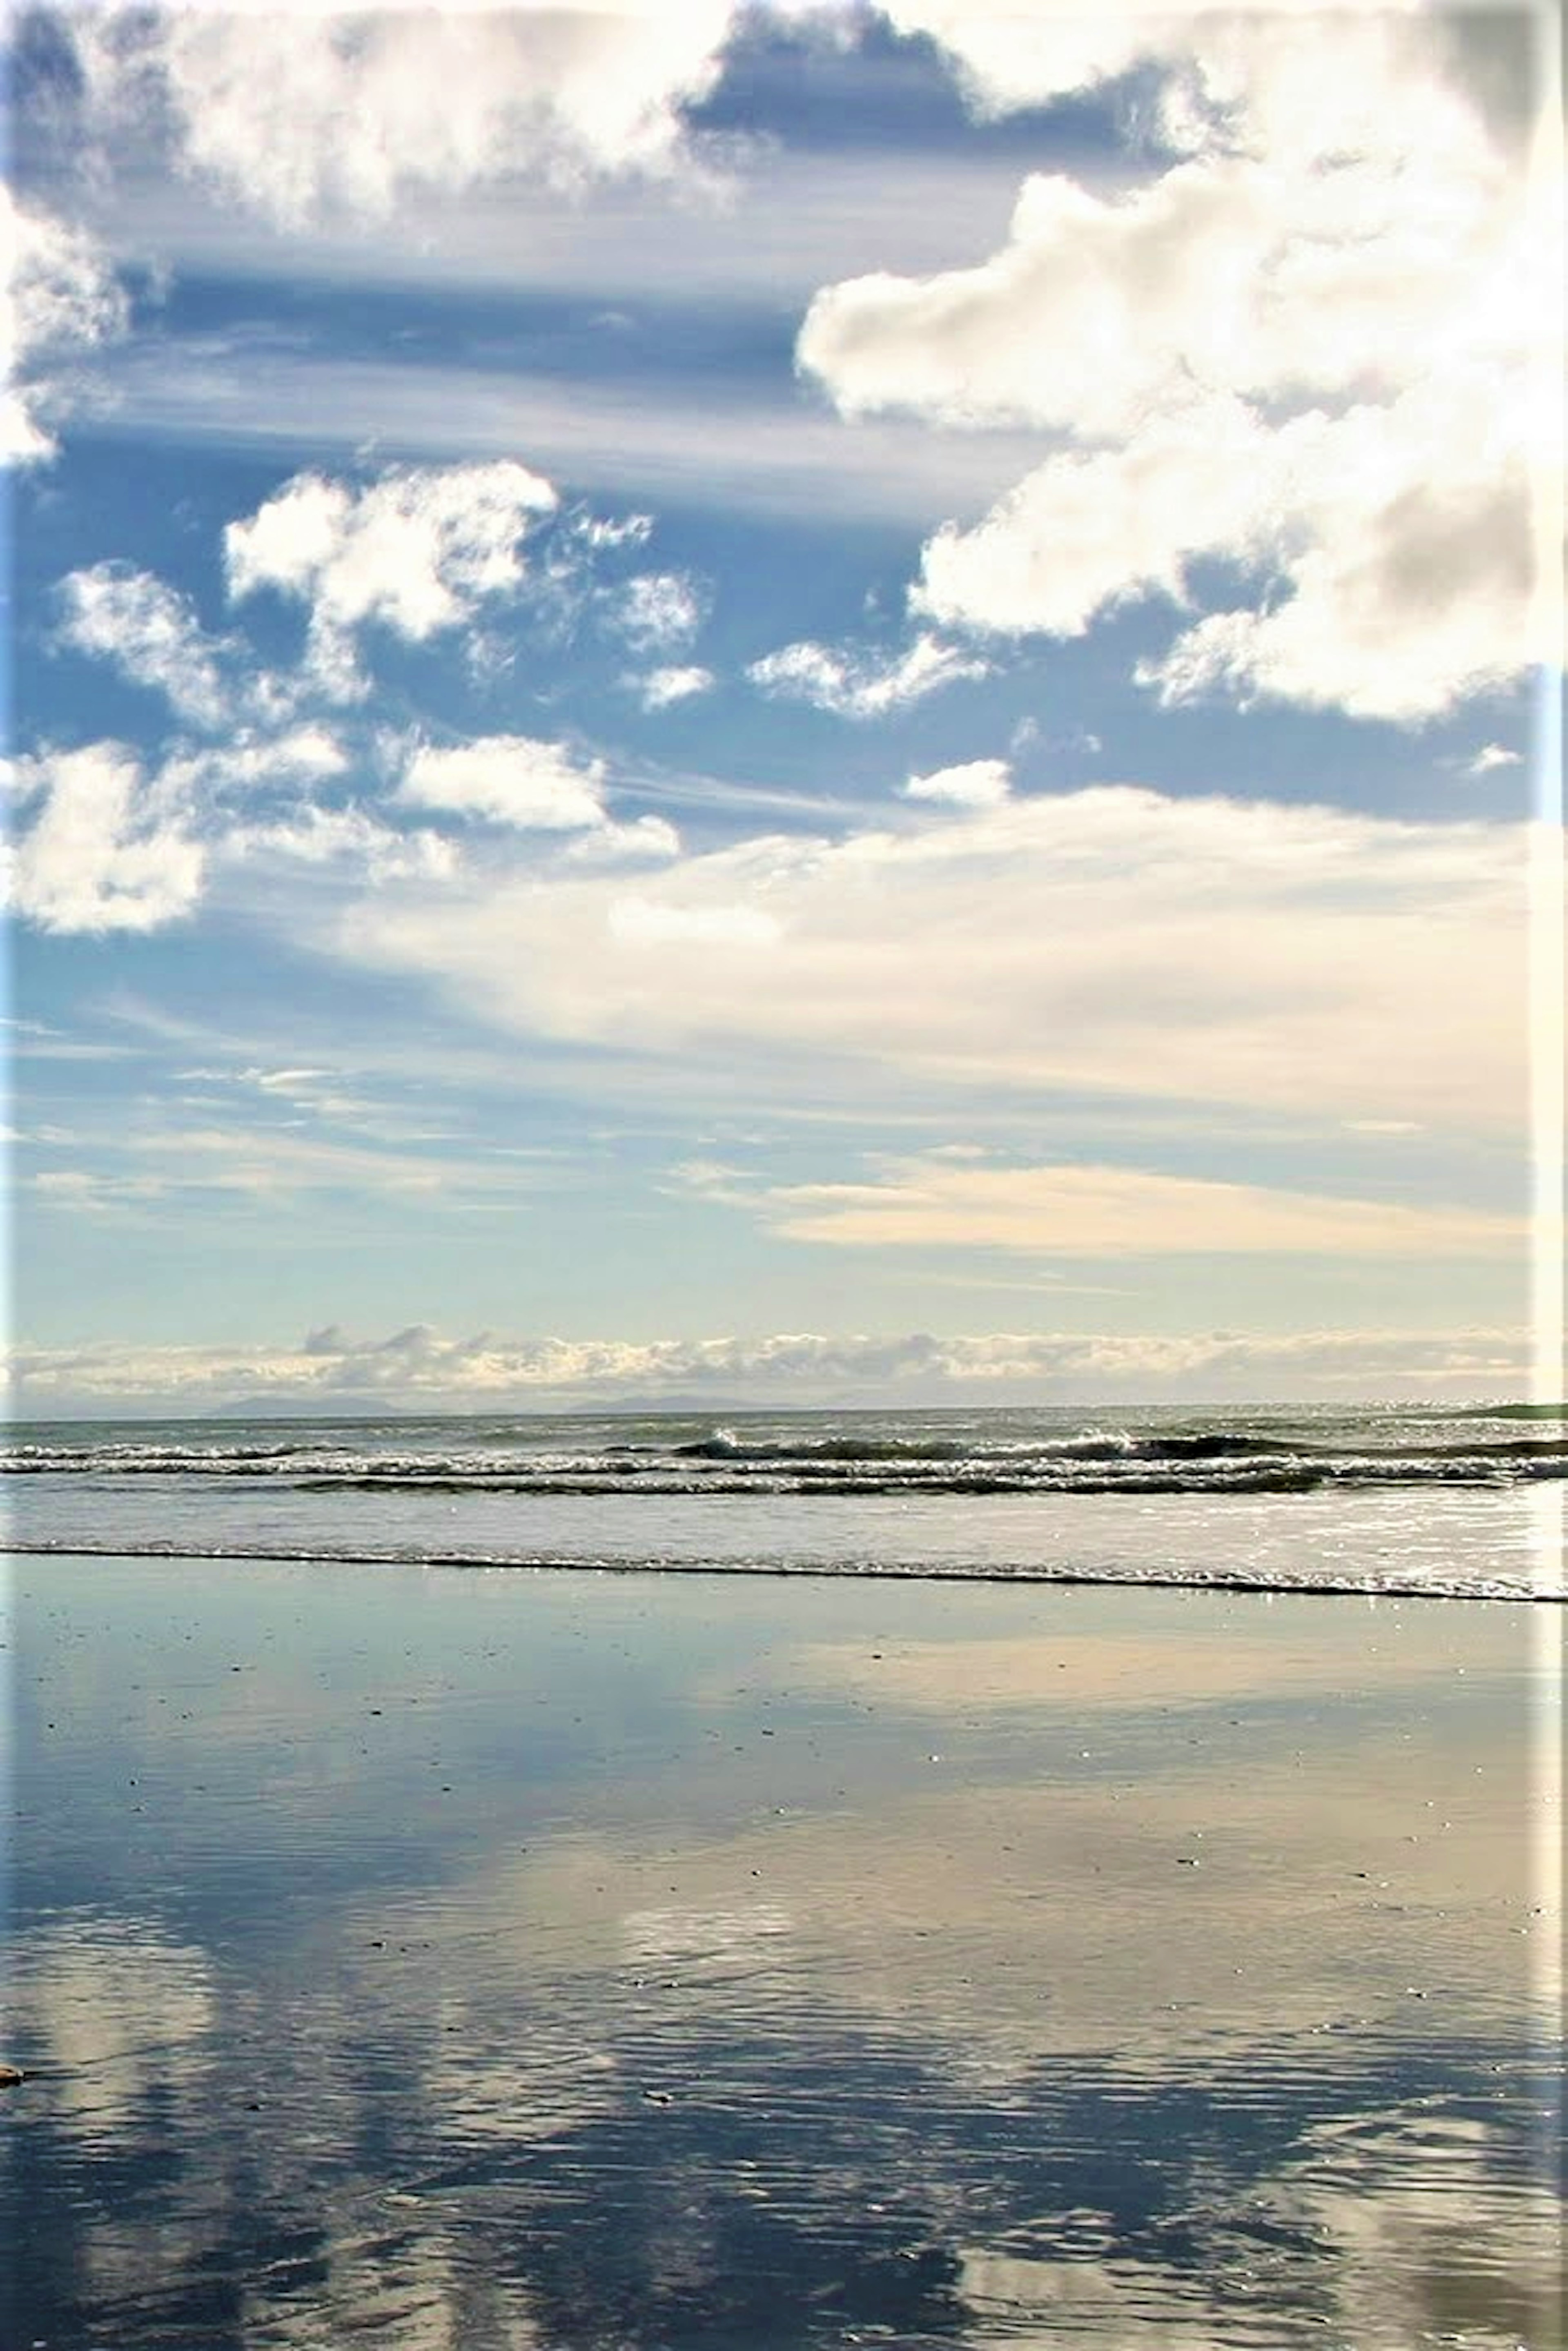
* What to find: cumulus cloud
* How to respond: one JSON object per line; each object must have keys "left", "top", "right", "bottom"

{"left": 747, "top": 630, "right": 991, "bottom": 718}
{"left": 762, "top": 1153, "right": 1515, "bottom": 1260}
{"left": 632, "top": 664, "right": 715, "bottom": 710}
{"left": 62, "top": 1, "right": 743, "bottom": 228}
{"left": 2, "top": 743, "right": 204, "bottom": 933}
{"left": 1, "top": 185, "right": 127, "bottom": 464}
{"left": 800, "top": 8, "right": 1557, "bottom": 722}
{"left": 224, "top": 460, "right": 558, "bottom": 699}
{"left": 3, "top": 1319, "right": 1534, "bottom": 1415}
{"left": 344, "top": 786, "right": 1530, "bottom": 1134}
{"left": 1127, "top": 392, "right": 1539, "bottom": 721}
{"left": 903, "top": 758, "right": 1010, "bottom": 807}
{"left": 397, "top": 734, "right": 607, "bottom": 831}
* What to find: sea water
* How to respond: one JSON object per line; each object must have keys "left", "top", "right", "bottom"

{"left": 4, "top": 1401, "right": 1565, "bottom": 1597}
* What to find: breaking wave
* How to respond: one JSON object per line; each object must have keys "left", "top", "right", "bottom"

{"left": 5, "top": 1406, "right": 1566, "bottom": 1500}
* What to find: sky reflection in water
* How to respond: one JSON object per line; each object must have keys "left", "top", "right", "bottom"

{"left": 2, "top": 1558, "right": 1561, "bottom": 2349}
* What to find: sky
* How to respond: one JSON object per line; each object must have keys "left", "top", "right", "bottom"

{"left": 2, "top": 0, "right": 1562, "bottom": 1416}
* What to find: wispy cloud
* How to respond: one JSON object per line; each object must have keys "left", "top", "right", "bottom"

{"left": 748, "top": 631, "right": 991, "bottom": 719}
{"left": 756, "top": 1153, "right": 1516, "bottom": 1260}
{"left": 56, "top": 564, "right": 238, "bottom": 728}
{"left": 341, "top": 787, "right": 1530, "bottom": 1134}
{"left": 26, "top": 1119, "right": 553, "bottom": 1216}
{"left": 85, "top": 341, "right": 1052, "bottom": 523}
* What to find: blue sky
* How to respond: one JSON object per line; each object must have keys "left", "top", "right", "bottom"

{"left": 2, "top": 0, "right": 1561, "bottom": 1414}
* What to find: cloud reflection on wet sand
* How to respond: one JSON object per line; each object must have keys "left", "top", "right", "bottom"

{"left": 4, "top": 1560, "right": 1559, "bottom": 2349}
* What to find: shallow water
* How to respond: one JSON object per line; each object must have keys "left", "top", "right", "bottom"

{"left": 2, "top": 1555, "right": 1561, "bottom": 2348}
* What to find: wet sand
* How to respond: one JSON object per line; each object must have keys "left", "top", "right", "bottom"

{"left": 3, "top": 1555, "right": 1562, "bottom": 2349}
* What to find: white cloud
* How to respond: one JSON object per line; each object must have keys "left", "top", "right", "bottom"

{"left": 571, "top": 509, "right": 654, "bottom": 552}
{"left": 800, "top": 47, "right": 1520, "bottom": 432}
{"left": 341, "top": 786, "right": 1531, "bottom": 1134}
{"left": 175, "top": 725, "right": 350, "bottom": 792}
{"left": 222, "top": 804, "right": 458, "bottom": 882}
{"left": 880, "top": 0, "right": 1250, "bottom": 127}
{"left": 26, "top": 1126, "right": 459, "bottom": 1213}
{"left": 53, "top": 560, "right": 316, "bottom": 730}
{"left": 64, "top": 2, "right": 742, "bottom": 228}
{"left": 903, "top": 758, "right": 1011, "bottom": 808}
{"left": 2, "top": 715, "right": 433, "bottom": 928}
{"left": 2, "top": 1318, "right": 1534, "bottom": 1415}
{"left": 762, "top": 1153, "right": 1514, "bottom": 1259}
{"left": 56, "top": 563, "right": 236, "bottom": 728}
{"left": 880, "top": 3, "right": 1443, "bottom": 151}
{"left": 800, "top": 9, "right": 1558, "bottom": 722}
{"left": 633, "top": 664, "right": 715, "bottom": 710}
{"left": 1128, "top": 391, "right": 1539, "bottom": 721}
{"left": 1468, "top": 742, "right": 1526, "bottom": 777}
{"left": 1, "top": 186, "right": 127, "bottom": 464}
{"left": 397, "top": 735, "right": 607, "bottom": 831}
{"left": 747, "top": 630, "right": 991, "bottom": 718}
{"left": 606, "top": 893, "right": 781, "bottom": 949}
{"left": 611, "top": 570, "right": 705, "bottom": 651}
{"left": 561, "top": 814, "right": 682, "bottom": 865}
{"left": 913, "top": 393, "right": 1274, "bottom": 638}
{"left": 224, "top": 460, "right": 558, "bottom": 698}
{"left": 3, "top": 743, "right": 204, "bottom": 933}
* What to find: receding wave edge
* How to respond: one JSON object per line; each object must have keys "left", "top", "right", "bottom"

{"left": 5, "top": 1538, "right": 1560, "bottom": 1602}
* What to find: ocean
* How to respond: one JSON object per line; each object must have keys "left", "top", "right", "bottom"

{"left": 5, "top": 1400, "right": 1564, "bottom": 1599}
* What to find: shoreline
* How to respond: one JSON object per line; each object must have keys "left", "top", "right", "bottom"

{"left": 7, "top": 1537, "right": 1564, "bottom": 1602}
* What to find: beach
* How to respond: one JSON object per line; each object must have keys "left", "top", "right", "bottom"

{"left": 3, "top": 1552, "right": 1561, "bottom": 2350}
{"left": 9, "top": 0, "right": 1561, "bottom": 2340}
